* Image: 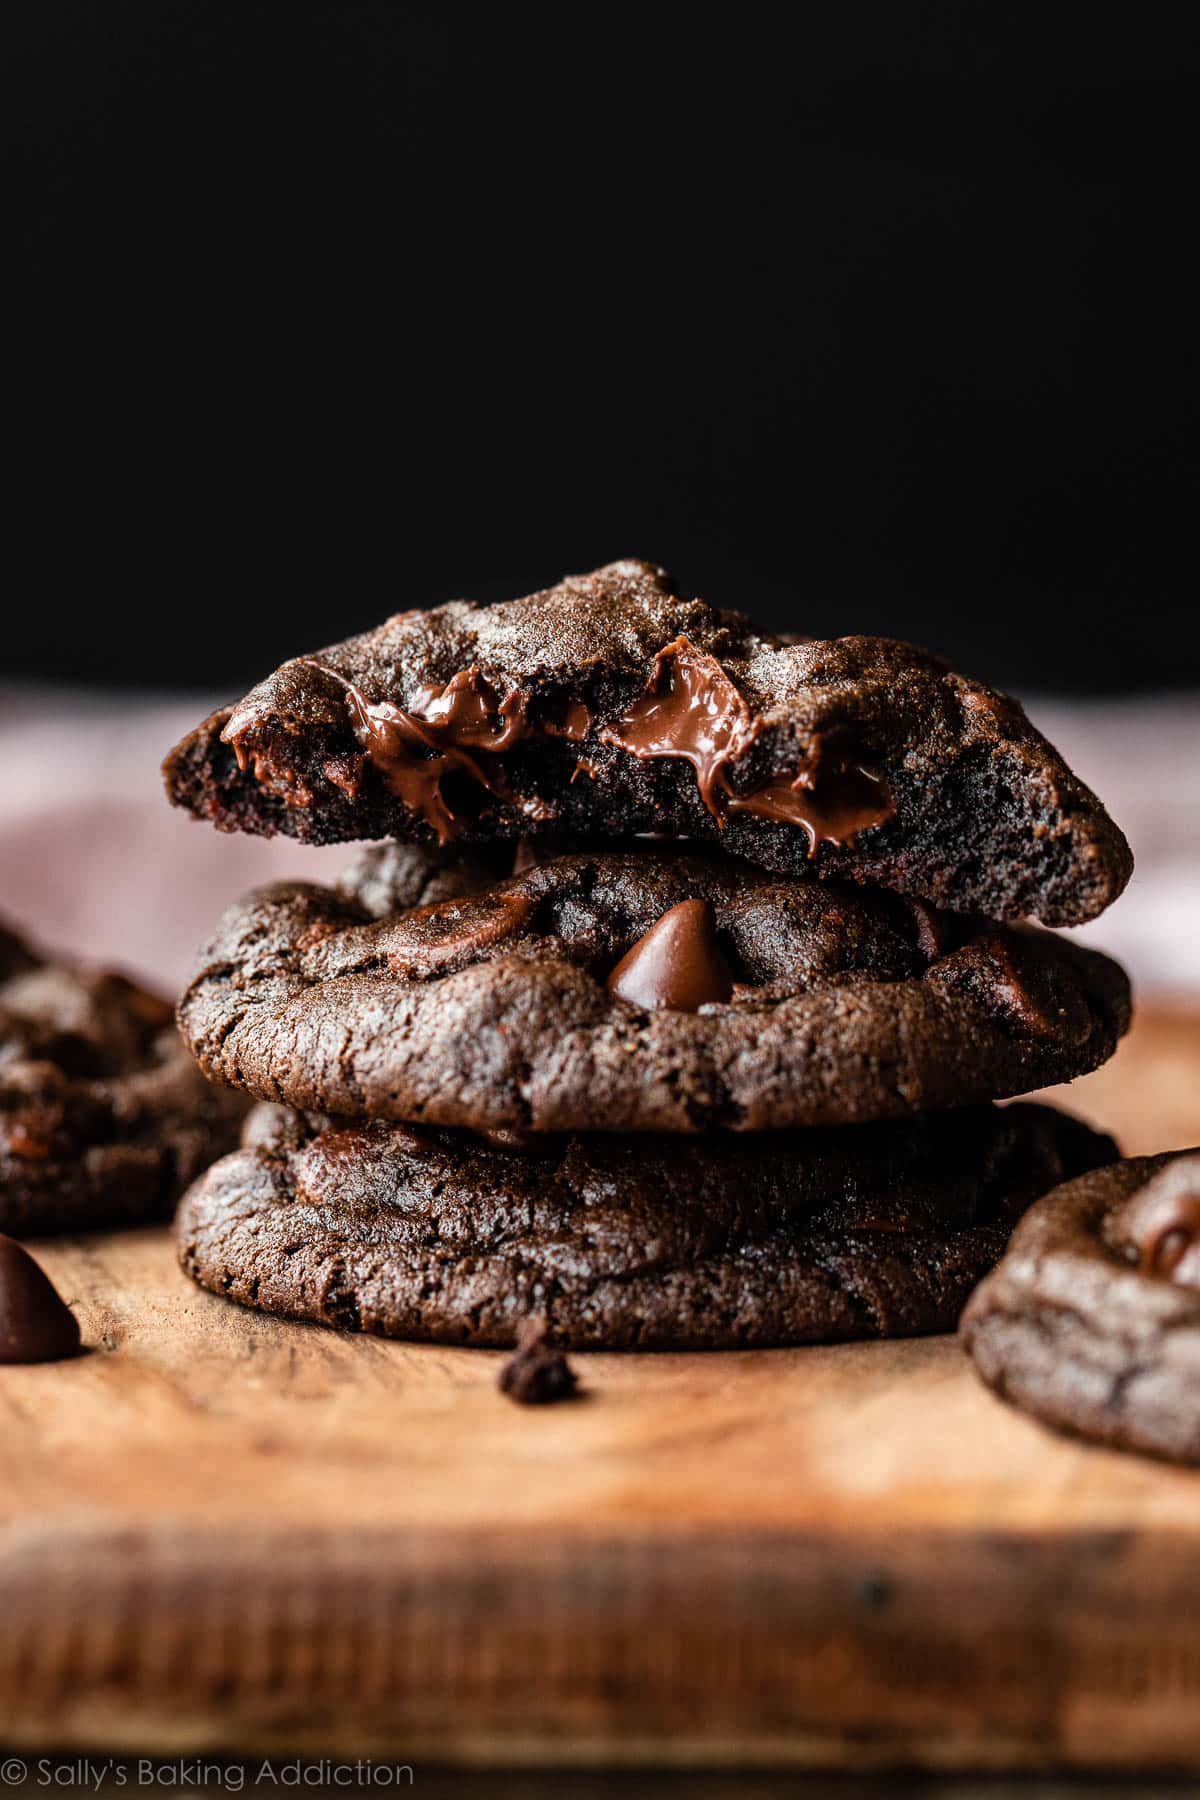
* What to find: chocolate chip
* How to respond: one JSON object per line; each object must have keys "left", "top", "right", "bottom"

{"left": 0, "top": 1234, "right": 82, "bottom": 1363}
{"left": 606, "top": 897, "right": 734, "bottom": 1012}
{"left": 498, "top": 1317, "right": 579, "bottom": 1405}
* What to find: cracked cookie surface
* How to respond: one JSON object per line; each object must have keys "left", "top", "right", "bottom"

{"left": 962, "top": 1150, "right": 1200, "bottom": 1463}
{"left": 176, "top": 1100, "right": 1115, "bottom": 1349}
{"left": 0, "top": 918, "right": 247, "bottom": 1235}
{"left": 177, "top": 845, "right": 1130, "bottom": 1135}
{"left": 163, "top": 558, "right": 1132, "bottom": 927}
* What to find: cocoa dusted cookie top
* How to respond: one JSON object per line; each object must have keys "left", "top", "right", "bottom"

{"left": 163, "top": 559, "right": 1132, "bottom": 927}
{"left": 0, "top": 917, "right": 247, "bottom": 1236}
{"left": 176, "top": 1100, "right": 1117, "bottom": 1350}
{"left": 177, "top": 844, "right": 1130, "bottom": 1135}
{"left": 962, "top": 1150, "right": 1200, "bottom": 1464}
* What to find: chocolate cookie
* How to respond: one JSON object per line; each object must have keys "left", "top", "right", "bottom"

{"left": 176, "top": 1101, "right": 1116, "bottom": 1349}
{"left": 963, "top": 1151, "right": 1200, "bottom": 1463}
{"left": 163, "top": 559, "right": 1131, "bottom": 927}
{"left": 177, "top": 845, "right": 1130, "bottom": 1135}
{"left": 0, "top": 918, "right": 247, "bottom": 1235}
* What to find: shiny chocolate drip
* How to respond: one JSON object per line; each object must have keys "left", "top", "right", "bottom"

{"left": 603, "top": 637, "right": 756, "bottom": 816}
{"left": 409, "top": 669, "right": 530, "bottom": 750}
{"left": 604, "top": 638, "right": 893, "bottom": 854}
{"left": 606, "top": 898, "right": 735, "bottom": 1012}
{"left": 315, "top": 663, "right": 534, "bottom": 842}
{"left": 724, "top": 761, "right": 894, "bottom": 857}
{"left": 0, "top": 1235, "right": 82, "bottom": 1364}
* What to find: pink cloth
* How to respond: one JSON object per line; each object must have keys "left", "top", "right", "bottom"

{"left": 0, "top": 688, "right": 349, "bottom": 992}
{"left": 1, "top": 684, "right": 1197, "bottom": 997}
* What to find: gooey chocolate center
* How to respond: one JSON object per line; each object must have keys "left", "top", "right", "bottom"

{"left": 603, "top": 638, "right": 894, "bottom": 855}
{"left": 234, "top": 635, "right": 892, "bottom": 854}
{"left": 313, "top": 664, "right": 565, "bottom": 842}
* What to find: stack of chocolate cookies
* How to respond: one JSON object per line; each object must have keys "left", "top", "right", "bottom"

{"left": 164, "top": 560, "right": 1132, "bottom": 1355}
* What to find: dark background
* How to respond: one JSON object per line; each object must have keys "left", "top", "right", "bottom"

{"left": 6, "top": 4, "right": 1199, "bottom": 692}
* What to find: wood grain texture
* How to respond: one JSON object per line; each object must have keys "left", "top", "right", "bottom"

{"left": 1, "top": 1006, "right": 1199, "bottom": 1769}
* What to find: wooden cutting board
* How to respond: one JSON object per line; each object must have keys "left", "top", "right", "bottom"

{"left": 2, "top": 1006, "right": 1199, "bottom": 1770}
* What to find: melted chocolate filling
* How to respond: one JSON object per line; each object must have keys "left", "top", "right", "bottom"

{"left": 314, "top": 665, "right": 541, "bottom": 842}
{"left": 604, "top": 637, "right": 894, "bottom": 854}
{"left": 229, "top": 636, "right": 891, "bottom": 853}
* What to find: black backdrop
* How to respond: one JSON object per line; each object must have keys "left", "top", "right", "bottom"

{"left": 6, "top": 4, "right": 1199, "bottom": 691}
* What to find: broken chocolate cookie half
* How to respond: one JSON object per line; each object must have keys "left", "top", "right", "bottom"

{"left": 164, "top": 560, "right": 1131, "bottom": 927}
{"left": 167, "top": 558, "right": 1135, "bottom": 1365}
